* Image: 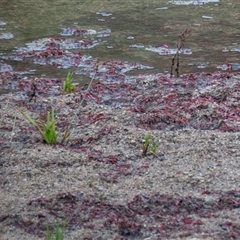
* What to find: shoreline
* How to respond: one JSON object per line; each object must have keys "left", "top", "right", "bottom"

{"left": 1, "top": 70, "right": 240, "bottom": 239}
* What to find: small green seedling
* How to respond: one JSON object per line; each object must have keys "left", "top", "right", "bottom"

{"left": 149, "top": 141, "right": 158, "bottom": 154}
{"left": 142, "top": 134, "right": 159, "bottom": 156}
{"left": 46, "top": 220, "right": 66, "bottom": 240}
{"left": 142, "top": 134, "right": 151, "bottom": 156}
{"left": 21, "top": 107, "right": 58, "bottom": 144}
{"left": 89, "top": 178, "right": 94, "bottom": 187}
{"left": 63, "top": 72, "right": 75, "bottom": 93}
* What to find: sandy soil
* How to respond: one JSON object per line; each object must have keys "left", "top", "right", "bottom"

{"left": 1, "top": 73, "right": 240, "bottom": 240}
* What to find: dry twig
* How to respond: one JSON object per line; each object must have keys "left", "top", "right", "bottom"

{"left": 171, "top": 28, "right": 191, "bottom": 77}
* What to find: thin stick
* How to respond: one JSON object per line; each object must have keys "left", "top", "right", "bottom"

{"left": 170, "top": 28, "right": 191, "bottom": 77}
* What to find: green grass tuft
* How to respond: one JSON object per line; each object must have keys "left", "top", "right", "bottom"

{"left": 142, "top": 134, "right": 159, "bottom": 156}
{"left": 21, "top": 107, "right": 58, "bottom": 144}
{"left": 63, "top": 72, "right": 75, "bottom": 93}
{"left": 46, "top": 220, "right": 66, "bottom": 240}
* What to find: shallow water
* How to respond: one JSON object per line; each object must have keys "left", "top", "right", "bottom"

{"left": 0, "top": 0, "right": 240, "bottom": 80}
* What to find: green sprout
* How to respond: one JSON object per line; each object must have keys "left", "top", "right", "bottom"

{"left": 89, "top": 178, "right": 94, "bottom": 187}
{"left": 20, "top": 107, "right": 60, "bottom": 144}
{"left": 46, "top": 220, "right": 66, "bottom": 240}
{"left": 142, "top": 134, "right": 159, "bottom": 156}
{"left": 150, "top": 141, "right": 158, "bottom": 154}
{"left": 63, "top": 72, "right": 75, "bottom": 93}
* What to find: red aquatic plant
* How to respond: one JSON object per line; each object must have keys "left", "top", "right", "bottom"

{"left": 4, "top": 190, "right": 239, "bottom": 238}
